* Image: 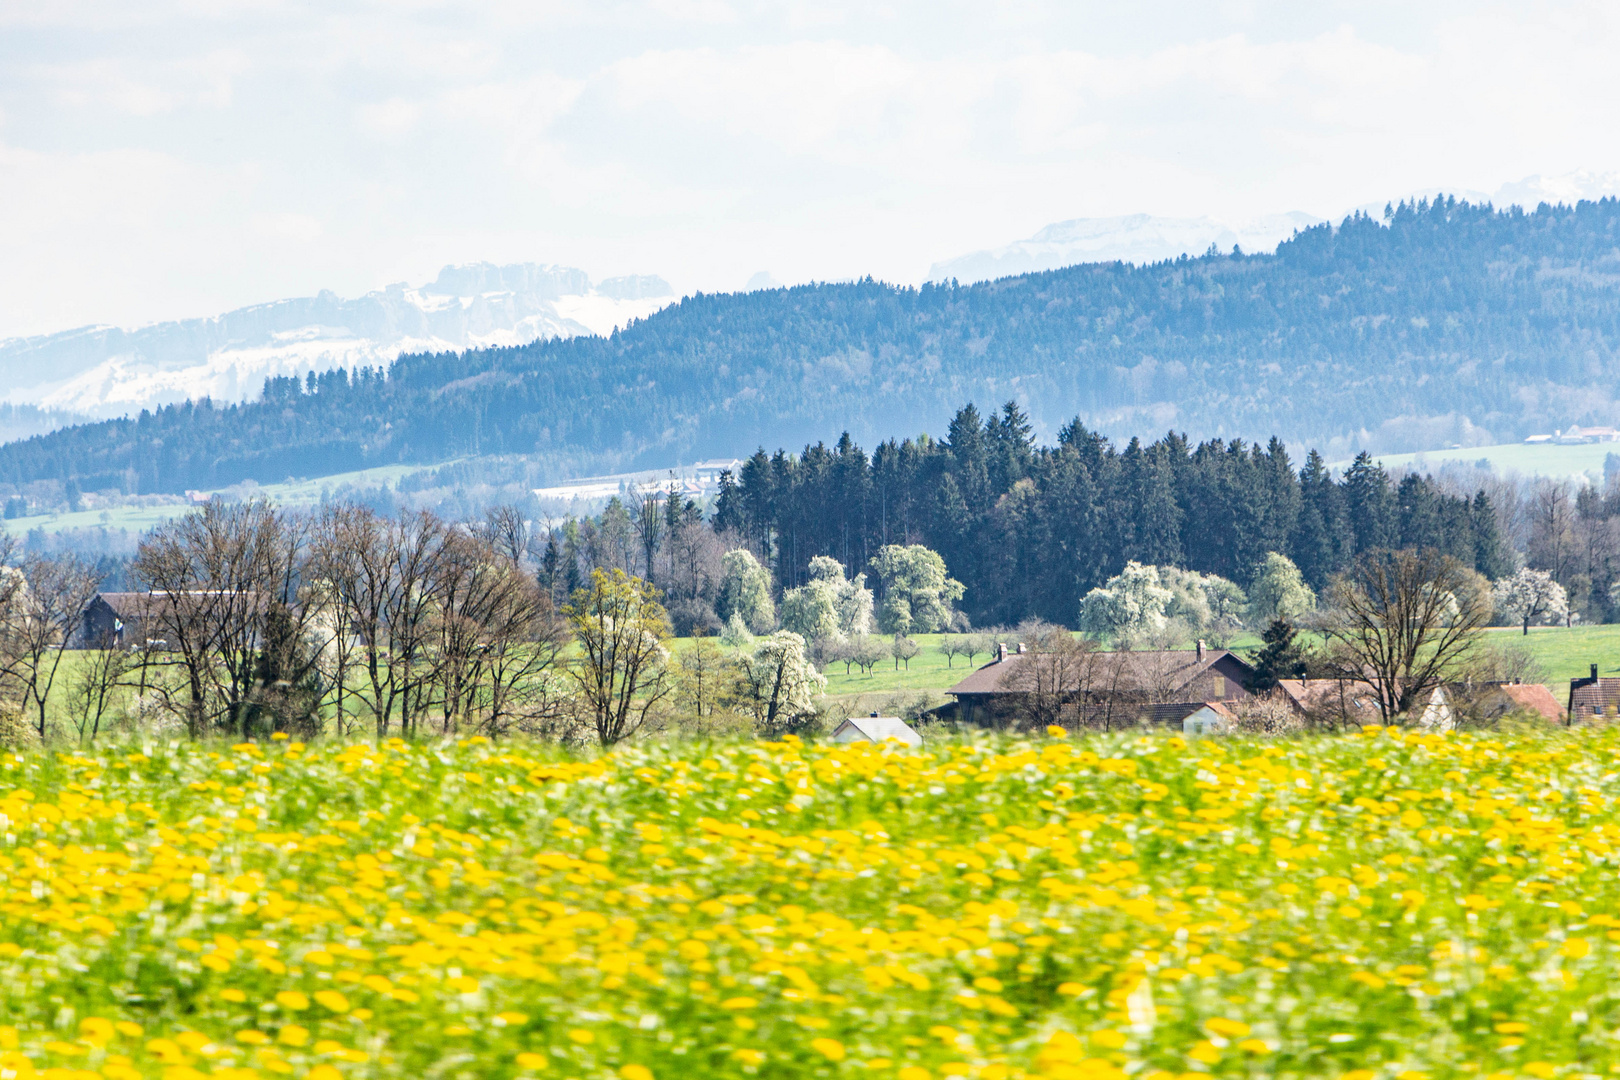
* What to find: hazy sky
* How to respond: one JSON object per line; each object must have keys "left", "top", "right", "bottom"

{"left": 2, "top": 0, "right": 1618, "bottom": 338}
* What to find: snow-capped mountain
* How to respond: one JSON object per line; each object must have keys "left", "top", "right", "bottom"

{"left": 926, "top": 212, "right": 1325, "bottom": 284}
{"left": 0, "top": 263, "right": 675, "bottom": 421}
{"left": 927, "top": 173, "right": 1620, "bottom": 286}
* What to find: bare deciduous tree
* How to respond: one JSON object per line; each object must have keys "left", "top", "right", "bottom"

{"left": 562, "top": 568, "right": 673, "bottom": 745}
{"left": 1003, "top": 629, "right": 1103, "bottom": 731}
{"left": 0, "top": 551, "right": 101, "bottom": 739}
{"left": 132, "top": 501, "right": 315, "bottom": 739}
{"left": 310, "top": 506, "right": 450, "bottom": 739}
{"left": 1528, "top": 480, "right": 1577, "bottom": 583}
{"left": 428, "top": 530, "right": 568, "bottom": 738}
{"left": 476, "top": 505, "right": 530, "bottom": 569}
{"left": 67, "top": 640, "right": 135, "bottom": 743}
{"left": 1320, "top": 547, "right": 1489, "bottom": 722}
{"left": 632, "top": 490, "right": 665, "bottom": 583}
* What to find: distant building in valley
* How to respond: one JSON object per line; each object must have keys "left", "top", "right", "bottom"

{"left": 943, "top": 643, "right": 1255, "bottom": 730}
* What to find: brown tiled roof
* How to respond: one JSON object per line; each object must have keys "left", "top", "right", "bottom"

{"left": 948, "top": 648, "right": 1250, "bottom": 698}
{"left": 90, "top": 592, "right": 163, "bottom": 619}
{"left": 1570, "top": 677, "right": 1620, "bottom": 719}
{"left": 1274, "top": 678, "right": 1383, "bottom": 722}
{"left": 1493, "top": 683, "right": 1564, "bottom": 723}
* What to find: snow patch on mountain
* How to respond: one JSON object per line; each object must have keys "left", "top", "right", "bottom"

{"left": 927, "top": 212, "right": 1325, "bottom": 283}
{"left": 0, "top": 264, "right": 675, "bottom": 422}
{"left": 928, "top": 173, "right": 1620, "bottom": 287}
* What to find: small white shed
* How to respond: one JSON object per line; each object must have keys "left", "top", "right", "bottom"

{"left": 830, "top": 715, "right": 923, "bottom": 747}
{"left": 1182, "top": 703, "right": 1232, "bottom": 735}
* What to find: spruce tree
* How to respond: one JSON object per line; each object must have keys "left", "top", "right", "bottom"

{"left": 1343, "top": 452, "right": 1397, "bottom": 553}
{"left": 1471, "top": 491, "right": 1513, "bottom": 579}
{"left": 1293, "top": 449, "right": 1347, "bottom": 588}
{"left": 1246, "top": 618, "right": 1311, "bottom": 691}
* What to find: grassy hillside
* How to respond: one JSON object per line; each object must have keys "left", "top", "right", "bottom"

{"left": 1482, "top": 624, "right": 1620, "bottom": 686}
{"left": 0, "top": 463, "right": 423, "bottom": 536}
{"left": 1367, "top": 440, "right": 1619, "bottom": 480}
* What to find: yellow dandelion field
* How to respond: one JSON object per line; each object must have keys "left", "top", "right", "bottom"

{"left": 0, "top": 725, "right": 1615, "bottom": 1080}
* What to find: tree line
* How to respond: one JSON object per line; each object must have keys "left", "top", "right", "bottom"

{"left": 0, "top": 500, "right": 840, "bottom": 747}
{"left": 703, "top": 401, "right": 1511, "bottom": 629}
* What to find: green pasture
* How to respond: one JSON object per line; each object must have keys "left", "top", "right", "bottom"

{"left": 1364, "top": 439, "right": 1618, "bottom": 480}
{"left": 0, "top": 462, "right": 426, "bottom": 536}
{"left": 1482, "top": 623, "right": 1620, "bottom": 684}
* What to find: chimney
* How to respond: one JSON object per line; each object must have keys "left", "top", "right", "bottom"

{"left": 996, "top": 643, "right": 1007, "bottom": 663}
{"left": 1196, "top": 640, "right": 1205, "bottom": 661}
{"left": 1594, "top": 664, "right": 1601, "bottom": 681}
{"left": 1016, "top": 642, "right": 1026, "bottom": 655}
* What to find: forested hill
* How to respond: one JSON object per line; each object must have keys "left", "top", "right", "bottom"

{"left": 8, "top": 195, "right": 1620, "bottom": 494}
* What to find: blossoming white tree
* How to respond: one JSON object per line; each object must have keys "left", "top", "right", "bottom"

{"left": 1493, "top": 568, "right": 1568, "bottom": 634}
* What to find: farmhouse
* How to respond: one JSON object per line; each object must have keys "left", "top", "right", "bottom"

{"left": 78, "top": 590, "right": 272, "bottom": 650}
{"left": 1474, "top": 681, "right": 1564, "bottom": 724}
{"left": 79, "top": 592, "right": 162, "bottom": 648}
{"left": 1276, "top": 679, "right": 1458, "bottom": 730}
{"left": 944, "top": 643, "right": 1255, "bottom": 729}
{"left": 1568, "top": 665, "right": 1620, "bottom": 721}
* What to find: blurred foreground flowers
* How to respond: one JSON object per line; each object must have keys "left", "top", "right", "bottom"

{"left": 0, "top": 725, "right": 1611, "bottom": 1079}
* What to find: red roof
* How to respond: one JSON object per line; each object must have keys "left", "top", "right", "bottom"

{"left": 1495, "top": 683, "right": 1564, "bottom": 723}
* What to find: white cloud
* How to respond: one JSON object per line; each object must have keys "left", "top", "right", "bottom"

{"left": 251, "top": 212, "right": 325, "bottom": 243}
{"left": 647, "top": 0, "right": 736, "bottom": 24}
{"left": 1, "top": 1, "right": 1620, "bottom": 338}
{"left": 354, "top": 97, "right": 423, "bottom": 137}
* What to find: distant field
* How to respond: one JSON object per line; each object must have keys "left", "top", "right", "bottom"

{"left": 1484, "top": 623, "right": 1620, "bottom": 686}
{"left": 0, "top": 462, "right": 426, "bottom": 536}
{"left": 0, "top": 501, "right": 192, "bottom": 537}
{"left": 1366, "top": 440, "right": 1618, "bottom": 480}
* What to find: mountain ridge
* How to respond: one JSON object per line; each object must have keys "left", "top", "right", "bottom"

{"left": 927, "top": 171, "right": 1620, "bottom": 286}
{"left": 0, "top": 262, "right": 674, "bottom": 422}
{"left": 2, "top": 196, "right": 1619, "bottom": 495}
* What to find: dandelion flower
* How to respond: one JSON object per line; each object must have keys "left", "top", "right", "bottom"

{"left": 811, "top": 1038, "right": 846, "bottom": 1061}
{"left": 313, "top": 991, "right": 350, "bottom": 1013}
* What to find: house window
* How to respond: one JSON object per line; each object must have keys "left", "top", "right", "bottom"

{"left": 1211, "top": 676, "right": 1225, "bottom": 699}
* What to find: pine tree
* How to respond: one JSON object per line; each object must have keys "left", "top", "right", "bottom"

{"left": 1343, "top": 452, "right": 1397, "bottom": 553}
{"left": 1471, "top": 491, "right": 1513, "bottom": 579}
{"left": 1293, "top": 450, "right": 1346, "bottom": 588}
{"left": 1246, "top": 618, "right": 1310, "bottom": 691}
{"left": 987, "top": 400, "right": 1034, "bottom": 492}
{"left": 711, "top": 469, "right": 744, "bottom": 536}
